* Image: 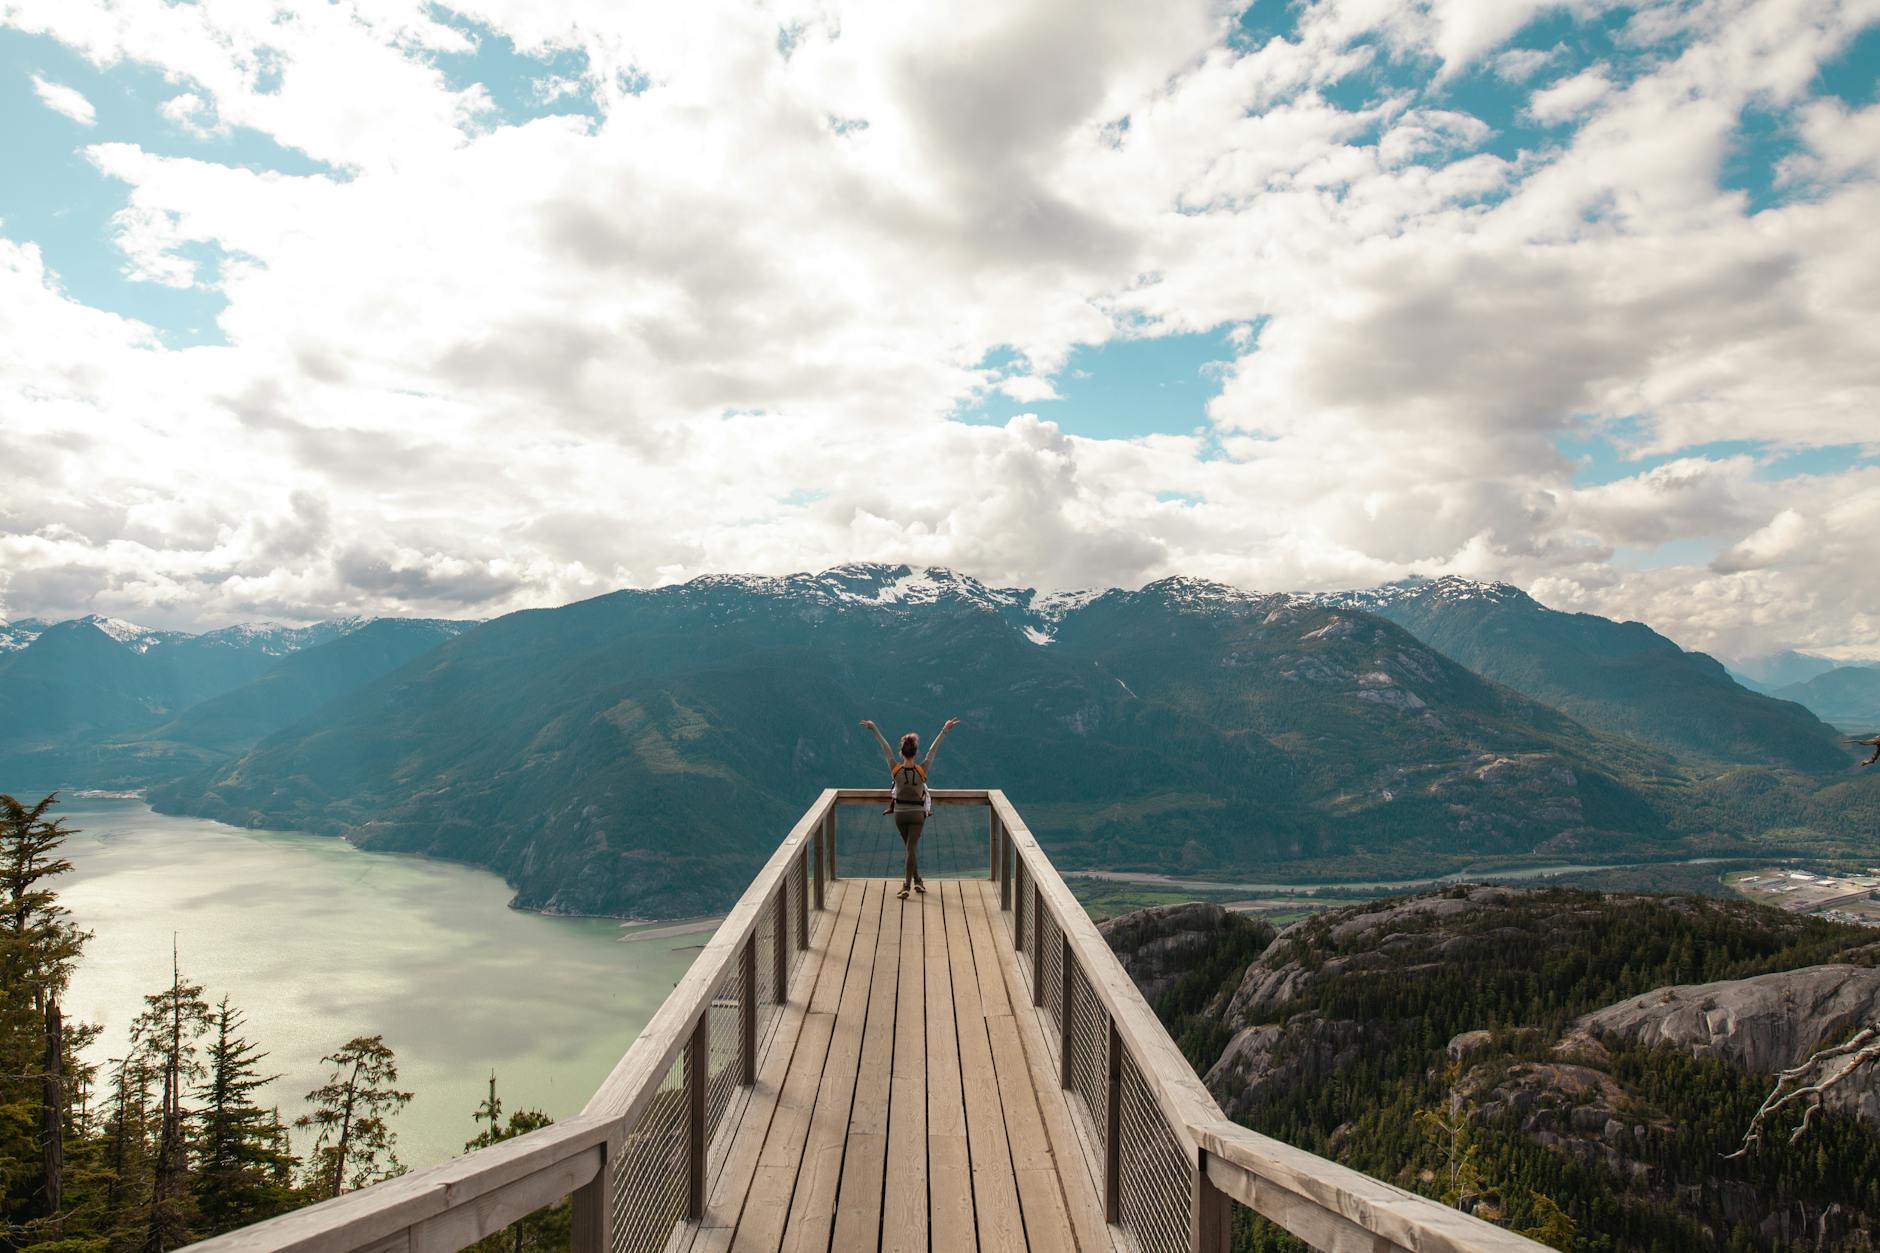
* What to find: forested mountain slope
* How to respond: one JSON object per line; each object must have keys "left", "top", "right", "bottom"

{"left": 0, "top": 615, "right": 470, "bottom": 789}
{"left": 1773, "top": 666, "right": 1880, "bottom": 732}
{"left": 146, "top": 618, "right": 474, "bottom": 753}
{"left": 1321, "top": 577, "right": 1848, "bottom": 773}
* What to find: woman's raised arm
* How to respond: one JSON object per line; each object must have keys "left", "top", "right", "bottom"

{"left": 860, "top": 719, "right": 896, "bottom": 768}
{"left": 923, "top": 717, "right": 961, "bottom": 768}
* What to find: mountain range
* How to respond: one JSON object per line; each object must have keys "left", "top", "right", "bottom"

{"left": 0, "top": 614, "right": 472, "bottom": 784}
{"left": 1725, "top": 648, "right": 1879, "bottom": 731}
{"left": 1768, "top": 667, "right": 1880, "bottom": 733}
{"left": 1318, "top": 577, "right": 1849, "bottom": 772}
{"left": 3, "top": 566, "right": 1871, "bottom": 917}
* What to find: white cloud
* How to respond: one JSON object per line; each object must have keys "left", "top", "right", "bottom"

{"left": 30, "top": 73, "right": 96, "bottom": 125}
{"left": 1714, "top": 507, "right": 1810, "bottom": 573}
{"left": 159, "top": 91, "right": 227, "bottom": 138}
{"left": 1493, "top": 43, "right": 1565, "bottom": 82}
{"left": 1527, "top": 68, "right": 1611, "bottom": 123}
{"left": 996, "top": 376, "right": 1062, "bottom": 403}
{"left": 0, "top": 0, "right": 1875, "bottom": 665}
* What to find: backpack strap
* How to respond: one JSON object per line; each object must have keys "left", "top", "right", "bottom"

{"left": 890, "top": 761, "right": 928, "bottom": 781}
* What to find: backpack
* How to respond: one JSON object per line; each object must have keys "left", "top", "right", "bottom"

{"left": 890, "top": 760, "right": 929, "bottom": 812}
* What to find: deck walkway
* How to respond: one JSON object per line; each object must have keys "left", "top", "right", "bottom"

{"left": 191, "top": 790, "right": 1550, "bottom": 1253}
{"left": 688, "top": 877, "right": 1110, "bottom": 1253}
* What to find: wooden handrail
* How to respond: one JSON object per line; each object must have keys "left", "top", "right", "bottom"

{"left": 188, "top": 1114, "right": 612, "bottom": 1252}
{"left": 991, "top": 792, "right": 1217, "bottom": 1158}
{"left": 834, "top": 787, "right": 991, "bottom": 804}
{"left": 581, "top": 788, "right": 835, "bottom": 1125}
{"left": 984, "top": 790, "right": 1546, "bottom": 1253}
{"left": 1194, "top": 1120, "right": 1546, "bottom": 1253}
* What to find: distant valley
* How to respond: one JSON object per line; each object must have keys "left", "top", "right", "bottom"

{"left": 3, "top": 567, "right": 1875, "bottom": 919}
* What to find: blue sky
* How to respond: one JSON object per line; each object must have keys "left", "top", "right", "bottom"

{"left": 1, "top": 0, "right": 1876, "bottom": 660}
{"left": 956, "top": 330, "right": 1243, "bottom": 438}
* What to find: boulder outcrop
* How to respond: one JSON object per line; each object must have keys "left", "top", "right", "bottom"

{"left": 1561, "top": 963, "right": 1880, "bottom": 1124}
{"left": 1098, "top": 901, "right": 1273, "bottom": 1007}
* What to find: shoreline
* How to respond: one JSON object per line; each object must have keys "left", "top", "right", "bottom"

{"left": 112, "top": 792, "right": 728, "bottom": 925}
{"left": 1067, "top": 855, "right": 1739, "bottom": 896}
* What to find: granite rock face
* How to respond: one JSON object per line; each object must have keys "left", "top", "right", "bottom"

{"left": 1097, "top": 902, "right": 1258, "bottom": 1007}
{"left": 1561, "top": 963, "right": 1880, "bottom": 1124}
{"left": 1221, "top": 885, "right": 1524, "bottom": 1026}
{"left": 1204, "top": 1013, "right": 1366, "bottom": 1122}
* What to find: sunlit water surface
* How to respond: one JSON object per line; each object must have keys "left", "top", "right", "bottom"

{"left": 55, "top": 798, "right": 698, "bottom": 1170}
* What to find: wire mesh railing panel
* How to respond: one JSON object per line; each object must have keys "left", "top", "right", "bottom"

{"left": 610, "top": 1055, "right": 687, "bottom": 1253}
{"left": 1117, "top": 1049, "right": 1195, "bottom": 1253}
{"left": 1014, "top": 862, "right": 1030, "bottom": 957}
{"left": 1039, "top": 904, "right": 1065, "bottom": 1040}
{"left": 786, "top": 851, "right": 808, "bottom": 978}
{"left": 835, "top": 803, "right": 986, "bottom": 880}
{"left": 755, "top": 891, "right": 778, "bottom": 1009}
{"left": 705, "top": 965, "right": 743, "bottom": 1142}
{"left": 1068, "top": 960, "right": 1110, "bottom": 1144}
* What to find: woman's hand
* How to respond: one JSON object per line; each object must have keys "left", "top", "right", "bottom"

{"left": 944, "top": 718, "right": 961, "bottom": 730}
{"left": 860, "top": 720, "right": 876, "bottom": 730}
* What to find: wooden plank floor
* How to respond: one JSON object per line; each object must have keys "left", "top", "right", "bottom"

{"left": 688, "top": 878, "right": 1113, "bottom": 1253}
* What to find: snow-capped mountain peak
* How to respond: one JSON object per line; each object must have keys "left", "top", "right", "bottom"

{"left": 0, "top": 620, "right": 43, "bottom": 652}
{"left": 79, "top": 615, "right": 178, "bottom": 653}
{"left": 1136, "top": 575, "right": 1265, "bottom": 611}
{"left": 1314, "top": 575, "right": 1529, "bottom": 611}
{"left": 686, "top": 564, "right": 1032, "bottom": 615}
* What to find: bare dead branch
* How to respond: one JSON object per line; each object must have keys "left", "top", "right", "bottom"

{"left": 1727, "top": 1024, "right": 1880, "bottom": 1159}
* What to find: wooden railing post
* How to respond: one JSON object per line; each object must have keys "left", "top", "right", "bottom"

{"left": 772, "top": 884, "right": 788, "bottom": 1004}
{"left": 1031, "top": 881, "right": 1046, "bottom": 1008}
{"left": 685, "top": 1017, "right": 708, "bottom": 1222}
{"left": 1059, "top": 940, "right": 1075, "bottom": 1089}
{"left": 826, "top": 808, "right": 838, "bottom": 881}
{"left": 739, "top": 935, "right": 757, "bottom": 1085}
{"left": 1104, "top": 1019, "right": 1122, "bottom": 1224}
{"left": 571, "top": 1137, "right": 614, "bottom": 1253}
{"left": 812, "top": 814, "right": 825, "bottom": 911}
{"left": 1190, "top": 1153, "right": 1230, "bottom": 1253}
{"left": 988, "top": 807, "right": 998, "bottom": 879}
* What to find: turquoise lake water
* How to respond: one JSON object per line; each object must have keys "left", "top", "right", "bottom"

{"left": 54, "top": 798, "right": 699, "bottom": 1171}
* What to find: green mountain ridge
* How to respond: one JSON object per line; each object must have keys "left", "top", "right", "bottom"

{"left": 134, "top": 568, "right": 1869, "bottom": 917}
{"left": 0, "top": 615, "right": 472, "bottom": 787}
{"left": 1772, "top": 666, "right": 1880, "bottom": 733}
{"left": 1320, "top": 577, "right": 1848, "bottom": 773}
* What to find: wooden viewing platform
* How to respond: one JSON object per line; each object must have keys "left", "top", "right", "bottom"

{"left": 197, "top": 791, "right": 1545, "bottom": 1253}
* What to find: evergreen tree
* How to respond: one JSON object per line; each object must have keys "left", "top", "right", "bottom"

{"left": 98, "top": 1055, "right": 155, "bottom": 1253}
{"left": 1519, "top": 1193, "right": 1577, "bottom": 1250}
{"left": 296, "top": 1037, "right": 411, "bottom": 1199}
{"left": 189, "top": 1000, "right": 297, "bottom": 1235}
{"left": 463, "top": 1075, "right": 563, "bottom": 1253}
{"left": 126, "top": 950, "right": 212, "bottom": 1253}
{"left": 0, "top": 793, "right": 91, "bottom": 1247}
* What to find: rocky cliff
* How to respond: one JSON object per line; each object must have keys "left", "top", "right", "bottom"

{"left": 1561, "top": 963, "right": 1880, "bottom": 1124}
{"left": 1101, "top": 888, "right": 1880, "bottom": 1250}
{"left": 1096, "top": 901, "right": 1267, "bottom": 1007}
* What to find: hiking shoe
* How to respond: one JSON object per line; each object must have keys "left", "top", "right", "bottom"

{"left": 913, "top": 880, "right": 926, "bottom": 893}
{"left": 896, "top": 888, "right": 910, "bottom": 899}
